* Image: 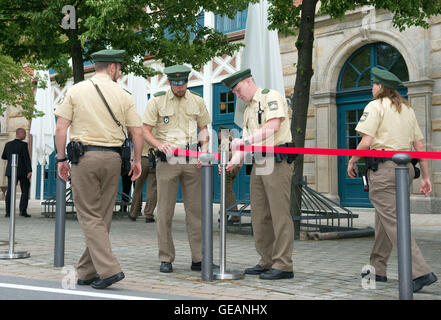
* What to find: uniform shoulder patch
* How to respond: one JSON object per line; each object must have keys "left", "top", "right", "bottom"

{"left": 153, "top": 91, "right": 166, "bottom": 97}
{"left": 189, "top": 90, "right": 202, "bottom": 97}
{"left": 267, "top": 100, "right": 279, "bottom": 111}
{"left": 261, "top": 88, "right": 270, "bottom": 94}
{"left": 359, "top": 112, "right": 369, "bottom": 122}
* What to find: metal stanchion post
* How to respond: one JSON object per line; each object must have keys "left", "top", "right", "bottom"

{"left": 392, "top": 153, "right": 413, "bottom": 300}
{"left": 0, "top": 154, "right": 30, "bottom": 260}
{"left": 200, "top": 153, "right": 215, "bottom": 282}
{"left": 213, "top": 150, "right": 244, "bottom": 280}
{"left": 54, "top": 163, "right": 66, "bottom": 267}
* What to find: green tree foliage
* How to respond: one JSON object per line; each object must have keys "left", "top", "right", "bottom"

{"left": 0, "top": 0, "right": 258, "bottom": 86}
{"left": 269, "top": 0, "right": 441, "bottom": 36}
{"left": 0, "top": 53, "right": 44, "bottom": 119}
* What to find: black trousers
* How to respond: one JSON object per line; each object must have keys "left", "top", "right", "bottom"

{"left": 5, "top": 176, "right": 30, "bottom": 214}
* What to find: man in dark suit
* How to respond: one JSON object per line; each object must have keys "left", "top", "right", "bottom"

{"left": 2, "top": 128, "right": 32, "bottom": 217}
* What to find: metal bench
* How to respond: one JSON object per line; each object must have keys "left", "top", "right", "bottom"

{"left": 225, "top": 200, "right": 252, "bottom": 234}
{"left": 222, "top": 176, "right": 361, "bottom": 235}
{"left": 41, "top": 187, "right": 131, "bottom": 218}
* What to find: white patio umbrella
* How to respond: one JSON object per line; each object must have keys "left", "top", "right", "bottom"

{"left": 30, "top": 70, "right": 55, "bottom": 201}
{"left": 127, "top": 73, "right": 148, "bottom": 117}
{"left": 125, "top": 72, "right": 147, "bottom": 198}
{"left": 234, "top": 0, "right": 285, "bottom": 127}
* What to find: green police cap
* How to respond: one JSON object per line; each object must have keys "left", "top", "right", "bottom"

{"left": 164, "top": 65, "right": 191, "bottom": 83}
{"left": 371, "top": 67, "right": 402, "bottom": 90}
{"left": 91, "top": 49, "right": 126, "bottom": 63}
{"left": 221, "top": 68, "right": 252, "bottom": 90}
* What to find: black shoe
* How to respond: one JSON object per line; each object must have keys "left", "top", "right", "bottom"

{"left": 91, "top": 272, "right": 125, "bottom": 289}
{"left": 128, "top": 215, "right": 136, "bottom": 221}
{"left": 361, "top": 270, "right": 387, "bottom": 282}
{"left": 5, "top": 213, "right": 9, "bottom": 217}
{"left": 160, "top": 262, "right": 173, "bottom": 273}
{"left": 77, "top": 274, "right": 100, "bottom": 286}
{"left": 413, "top": 272, "right": 438, "bottom": 293}
{"left": 244, "top": 264, "right": 269, "bottom": 275}
{"left": 145, "top": 217, "right": 155, "bottom": 223}
{"left": 259, "top": 269, "right": 294, "bottom": 280}
{"left": 190, "top": 261, "right": 219, "bottom": 271}
{"left": 19, "top": 211, "right": 31, "bottom": 218}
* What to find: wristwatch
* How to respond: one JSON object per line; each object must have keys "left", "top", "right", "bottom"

{"left": 56, "top": 157, "right": 68, "bottom": 163}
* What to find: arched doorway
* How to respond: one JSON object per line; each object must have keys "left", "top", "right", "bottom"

{"left": 336, "top": 42, "right": 409, "bottom": 207}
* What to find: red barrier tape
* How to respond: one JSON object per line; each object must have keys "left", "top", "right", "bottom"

{"left": 240, "top": 146, "right": 441, "bottom": 160}
{"left": 173, "top": 146, "right": 441, "bottom": 160}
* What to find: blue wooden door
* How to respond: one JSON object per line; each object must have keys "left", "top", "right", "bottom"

{"left": 212, "top": 83, "right": 250, "bottom": 203}
{"left": 337, "top": 42, "right": 409, "bottom": 207}
{"left": 337, "top": 90, "right": 373, "bottom": 207}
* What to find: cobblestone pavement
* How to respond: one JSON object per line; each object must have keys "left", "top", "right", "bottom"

{"left": 0, "top": 200, "right": 440, "bottom": 300}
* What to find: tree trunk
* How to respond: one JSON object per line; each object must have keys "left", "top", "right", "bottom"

{"left": 290, "top": 0, "right": 318, "bottom": 240}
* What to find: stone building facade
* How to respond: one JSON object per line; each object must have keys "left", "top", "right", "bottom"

{"left": 279, "top": 7, "right": 441, "bottom": 213}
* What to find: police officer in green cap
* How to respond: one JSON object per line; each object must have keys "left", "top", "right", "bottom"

{"left": 347, "top": 67, "right": 437, "bottom": 292}
{"left": 55, "top": 49, "right": 143, "bottom": 289}
{"left": 221, "top": 68, "right": 295, "bottom": 280}
{"left": 142, "top": 64, "right": 212, "bottom": 273}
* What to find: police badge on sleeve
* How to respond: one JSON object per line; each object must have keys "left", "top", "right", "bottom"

{"left": 268, "top": 101, "right": 278, "bottom": 111}
{"left": 359, "top": 112, "right": 369, "bottom": 122}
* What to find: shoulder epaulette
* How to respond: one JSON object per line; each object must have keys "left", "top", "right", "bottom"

{"left": 189, "top": 90, "right": 202, "bottom": 97}
{"left": 261, "top": 88, "right": 270, "bottom": 94}
{"left": 153, "top": 91, "right": 166, "bottom": 97}
{"left": 124, "top": 89, "right": 132, "bottom": 95}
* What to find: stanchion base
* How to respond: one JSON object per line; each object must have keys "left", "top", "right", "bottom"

{"left": 0, "top": 251, "right": 31, "bottom": 259}
{"left": 213, "top": 269, "right": 244, "bottom": 280}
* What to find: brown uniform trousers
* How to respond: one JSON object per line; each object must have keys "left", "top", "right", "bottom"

{"left": 226, "top": 167, "right": 240, "bottom": 211}
{"left": 250, "top": 160, "right": 294, "bottom": 272}
{"left": 71, "top": 151, "right": 122, "bottom": 280}
{"left": 156, "top": 160, "right": 202, "bottom": 263}
{"left": 368, "top": 160, "right": 432, "bottom": 279}
{"left": 129, "top": 157, "right": 157, "bottom": 219}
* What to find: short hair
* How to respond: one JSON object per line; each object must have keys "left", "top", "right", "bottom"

{"left": 16, "top": 128, "right": 26, "bottom": 135}
{"left": 94, "top": 61, "right": 114, "bottom": 71}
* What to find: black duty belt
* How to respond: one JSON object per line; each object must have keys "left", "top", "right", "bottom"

{"left": 156, "top": 143, "right": 201, "bottom": 163}
{"left": 252, "top": 142, "right": 297, "bottom": 164}
{"left": 365, "top": 156, "right": 393, "bottom": 172}
{"left": 83, "top": 145, "right": 122, "bottom": 154}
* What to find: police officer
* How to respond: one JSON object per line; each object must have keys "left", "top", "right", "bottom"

{"left": 143, "top": 64, "right": 211, "bottom": 273}
{"left": 347, "top": 67, "right": 437, "bottom": 292}
{"left": 55, "top": 49, "right": 143, "bottom": 289}
{"left": 222, "top": 69, "right": 294, "bottom": 280}
{"left": 129, "top": 140, "right": 157, "bottom": 223}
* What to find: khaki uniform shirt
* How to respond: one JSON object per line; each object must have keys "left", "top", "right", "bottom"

{"left": 55, "top": 73, "right": 141, "bottom": 147}
{"left": 243, "top": 88, "right": 291, "bottom": 146}
{"left": 355, "top": 97, "right": 423, "bottom": 151}
{"left": 142, "top": 89, "right": 211, "bottom": 147}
